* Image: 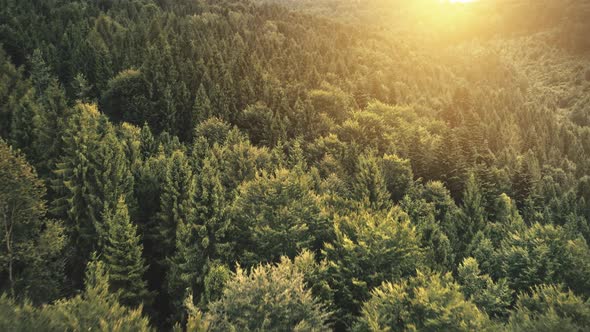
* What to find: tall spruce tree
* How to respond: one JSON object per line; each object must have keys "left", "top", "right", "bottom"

{"left": 352, "top": 153, "right": 390, "bottom": 210}
{"left": 51, "top": 103, "right": 101, "bottom": 285}
{"left": 156, "top": 150, "right": 196, "bottom": 265}
{"left": 101, "top": 196, "right": 150, "bottom": 308}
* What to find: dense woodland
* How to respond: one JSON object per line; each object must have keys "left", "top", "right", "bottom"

{"left": 1, "top": 0, "right": 590, "bottom": 330}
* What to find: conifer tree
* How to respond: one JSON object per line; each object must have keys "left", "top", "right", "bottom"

{"left": 29, "top": 49, "right": 52, "bottom": 100}
{"left": 93, "top": 124, "right": 135, "bottom": 244}
{"left": 156, "top": 150, "right": 196, "bottom": 264}
{"left": 46, "top": 254, "right": 153, "bottom": 331}
{"left": 352, "top": 153, "right": 390, "bottom": 210}
{"left": 381, "top": 154, "right": 414, "bottom": 202}
{"left": 51, "top": 103, "right": 101, "bottom": 284}
{"left": 101, "top": 196, "right": 150, "bottom": 308}
{"left": 193, "top": 154, "right": 228, "bottom": 286}
{"left": 458, "top": 257, "right": 512, "bottom": 319}
{"left": 32, "top": 79, "right": 70, "bottom": 175}
{"left": 456, "top": 173, "right": 486, "bottom": 260}
{"left": 192, "top": 83, "right": 212, "bottom": 126}
{"left": 9, "top": 88, "right": 38, "bottom": 156}
{"left": 508, "top": 285, "right": 590, "bottom": 331}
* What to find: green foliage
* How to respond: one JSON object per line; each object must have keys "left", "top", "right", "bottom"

{"left": 0, "top": 139, "right": 66, "bottom": 303}
{"left": 352, "top": 153, "right": 390, "bottom": 210}
{"left": 202, "top": 263, "right": 231, "bottom": 305}
{"left": 230, "top": 168, "right": 329, "bottom": 265}
{"left": 100, "top": 69, "right": 149, "bottom": 125}
{"left": 497, "top": 223, "right": 590, "bottom": 297}
{"left": 51, "top": 103, "right": 134, "bottom": 285}
{"left": 45, "top": 255, "right": 153, "bottom": 331}
{"left": 456, "top": 173, "right": 487, "bottom": 260}
{"left": 101, "top": 196, "right": 150, "bottom": 307}
{"left": 354, "top": 271, "right": 491, "bottom": 332}
{"left": 156, "top": 150, "right": 196, "bottom": 264}
{"left": 508, "top": 285, "right": 590, "bottom": 332}
{"left": 323, "top": 208, "right": 424, "bottom": 328}
{"left": 381, "top": 153, "right": 414, "bottom": 202}
{"left": 1, "top": 0, "right": 590, "bottom": 328}
{"left": 207, "top": 256, "right": 331, "bottom": 331}
{"left": 0, "top": 256, "right": 154, "bottom": 332}
{"left": 458, "top": 257, "right": 512, "bottom": 320}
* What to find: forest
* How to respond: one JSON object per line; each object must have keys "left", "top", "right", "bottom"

{"left": 1, "top": 0, "right": 590, "bottom": 330}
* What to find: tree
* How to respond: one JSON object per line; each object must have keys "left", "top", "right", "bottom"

{"left": 0, "top": 47, "right": 38, "bottom": 154}
{"left": 508, "top": 285, "right": 590, "bottom": 332}
{"left": 240, "top": 102, "right": 274, "bottom": 145}
{"left": 156, "top": 150, "right": 196, "bottom": 265}
{"left": 194, "top": 117, "right": 231, "bottom": 147}
{"left": 352, "top": 153, "right": 390, "bottom": 210}
{"left": 202, "top": 263, "right": 231, "bottom": 305}
{"left": 192, "top": 83, "right": 212, "bottom": 125}
{"left": 100, "top": 69, "right": 149, "bottom": 125}
{"left": 354, "top": 271, "right": 491, "bottom": 332}
{"left": 29, "top": 49, "right": 52, "bottom": 100}
{"left": 166, "top": 155, "right": 229, "bottom": 318}
{"left": 32, "top": 79, "right": 70, "bottom": 175}
{"left": 101, "top": 196, "right": 150, "bottom": 308}
{"left": 456, "top": 173, "right": 487, "bottom": 260}
{"left": 498, "top": 223, "right": 590, "bottom": 297}
{"left": 51, "top": 103, "right": 134, "bottom": 285}
{"left": 0, "top": 139, "right": 66, "bottom": 303}
{"left": 381, "top": 154, "right": 414, "bottom": 202}
{"left": 71, "top": 73, "right": 93, "bottom": 103}
{"left": 229, "top": 168, "right": 329, "bottom": 266}
{"left": 155, "top": 150, "right": 196, "bottom": 319}
{"left": 206, "top": 256, "right": 331, "bottom": 331}
{"left": 458, "top": 257, "right": 512, "bottom": 320}
{"left": 9, "top": 88, "right": 38, "bottom": 156}
{"left": 323, "top": 208, "right": 424, "bottom": 328}
{"left": 45, "top": 255, "right": 153, "bottom": 331}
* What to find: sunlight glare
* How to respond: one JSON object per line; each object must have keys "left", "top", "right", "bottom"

{"left": 440, "top": 0, "right": 478, "bottom": 3}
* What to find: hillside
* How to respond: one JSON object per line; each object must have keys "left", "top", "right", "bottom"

{"left": 1, "top": 0, "right": 590, "bottom": 330}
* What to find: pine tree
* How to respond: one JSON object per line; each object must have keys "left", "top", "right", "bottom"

{"left": 156, "top": 150, "right": 196, "bottom": 267}
{"left": 29, "top": 49, "right": 52, "bottom": 100}
{"left": 458, "top": 257, "right": 512, "bottom": 319}
{"left": 195, "top": 155, "right": 229, "bottom": 284}
{"left": 93, "top": 124, "right": 135, "bottom": 245}
{"left": 51, "top": 103, "right": 101, "bottom": 285}
{"left": 51, "top": 103, "right": 135, "bottom": 286}
{"left": 45, "top": 254, "right": 153, "bottom": 331}
{"left": 381, "top": 154, "right": 414, "bottom": 202}
{"left": 10, "top": 88, "right": 38, "bottom": 156}
{"left": 32, "top": 79, "right": 70, "bottom": 176}
{"left": 168, "top": 153, "right": 230, "bottom": 316}
{"left": 456, "top": 173, "right": 486, "bottom": 260}
{"left": 71, "top": 73, "right": 93, "bottom": 103}
{"left": 102, "top": 196, "right": 150, "bottom": 308}
{"left": 192, "top": 83, "right": 212, "bottom": 126}
{"left": 352, "top": 153, "right": 390, "bottom": 210}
